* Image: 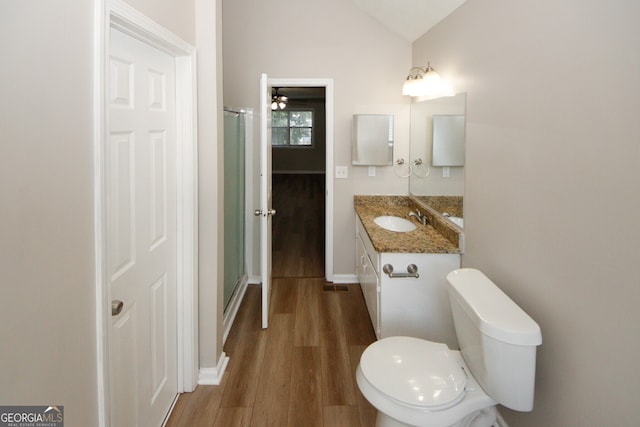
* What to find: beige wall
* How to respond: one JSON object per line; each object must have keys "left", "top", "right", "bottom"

{"left": 222, "top": 0, "right": 412, "bottom": 277}
{"left": 0, "top": 0, "right": 198, "bottom": 424}
{"left": 413, "top": 1, "right": 640, "bottom": 425}
{"left": 0, "top": 2, "right": 97, "bottom": 425}
{"left": 195, "top": 0, "right": 226, "bottom": 372}
{"left": 125, "top": 0, "right": 195, "bottom": 44}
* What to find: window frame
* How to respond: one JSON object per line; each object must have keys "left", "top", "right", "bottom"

{"left": 271, "top": 108, "right": 315, "bottom": 148}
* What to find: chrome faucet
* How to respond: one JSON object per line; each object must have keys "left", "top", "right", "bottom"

{"left": 408, "top": 209, "right": 428, "bottom": 226}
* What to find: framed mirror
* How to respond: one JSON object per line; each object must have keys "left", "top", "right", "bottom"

{"left": 409, "top": 93, "right": 466, "bottom": 225}
{"left": 351, "top": 114, "right": 394, "bottom": 166}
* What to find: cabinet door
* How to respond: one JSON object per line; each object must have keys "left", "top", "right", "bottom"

{"left": 356, "top": 235, "right": 379, "bottom": 337}
{"left": 356, "top": 233, "right": 365, "bottom": 281}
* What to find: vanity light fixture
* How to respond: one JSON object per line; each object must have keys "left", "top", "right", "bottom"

{"left": 271, "top": 88, "right": 288, "bottom": 110}
{"left": 402, "top": 63, "right": 454, "bottom": 99}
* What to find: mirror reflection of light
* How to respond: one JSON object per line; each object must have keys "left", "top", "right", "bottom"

{"left": 392, "top": 355, "right": 403, "bottom": 364}
{"left": 418, "top": 395, "right": 424, "bottom": 401}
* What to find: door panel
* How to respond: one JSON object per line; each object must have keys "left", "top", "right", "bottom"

{"left": 108, "top": 131, "right": 136, "bottom": 280}
{"left": 149, "top": 131, "right": 168, "bottom": 249}
{"left": 109, "top": 28, "right": 178, "bottom": 426}
{"left": 259, "top": 73, "right": 273, "bottom": 328}
{"left": 111, "top": 306, "right": 138, "bottom": 426}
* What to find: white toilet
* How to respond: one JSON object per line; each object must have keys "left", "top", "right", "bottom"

{"left": 356, "top": 268, "right": 542, "bottom": 427}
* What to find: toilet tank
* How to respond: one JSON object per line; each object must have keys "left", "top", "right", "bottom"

{"left": 446, "top": 269, "right": 542, "bottom": 411}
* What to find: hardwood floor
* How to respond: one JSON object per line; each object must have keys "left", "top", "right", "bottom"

{"left": 165, "top": 280, "right": 377, "bottom": 426}
{"left": 166, "top": 173, "right": 378, "bottom": 426}
{"left": 272, "top": 173, "right": 325, "bottom": 278}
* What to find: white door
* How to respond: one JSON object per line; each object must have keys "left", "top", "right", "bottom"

{"left": 108, "top": 28, "right": 178, "bottom": 426}
{"left": 258, "top": 73, "right": 274, "bottom": 328}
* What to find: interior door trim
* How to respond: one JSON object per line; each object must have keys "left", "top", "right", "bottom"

{"left": 93, "top": 1, "right": 198, "bottom": 425}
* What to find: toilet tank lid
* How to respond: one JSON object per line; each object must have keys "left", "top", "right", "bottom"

{"left": 447, "top": 269, "right": 542, "bottom": 346}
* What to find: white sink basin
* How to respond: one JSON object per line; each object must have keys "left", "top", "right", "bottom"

{"left": 373, "top": 216, "right": 416, "bottom": 232}
{"left": 444, "top": 216, "right": 464, "bottom": 228}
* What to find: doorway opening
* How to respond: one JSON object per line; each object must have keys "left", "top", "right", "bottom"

{"left": 271, "top": 87, "right": 326, "bottom": 279}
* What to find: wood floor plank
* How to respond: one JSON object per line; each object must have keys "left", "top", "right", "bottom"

{"left": 339, "top": 284, "right": 377, "bottom": 346}
{"left": 250, "top": 313, "right": 295, "bottom": 427}
{"left": 294, "top": 278, "right": 321, "bottom": 346}
{"left": 221, "top": 327, "right": 267, "bottom": 407}
{"left": 323, "top": 405, "right": 361, "bottom": 426}
{"left": 165, "top": 383, "right": 226, "bottom": 427}
{"left": 221, "top": 286, "right": 268, "bottom": 408}
{"left": 287, "top": 346, "right": 323, "bottom": 427}
{"left": 164, "top": 391, "right": 188, "bottom": 426}
{"left": 224, "top": 285, "right": 262, "bottom": 371}
{"left": 213, "top": 407, "right": 253, "bottom": 427}
{"left": 270, "top": 278, "right": 298, "bottom": 315}
{"left": 272, "top": 174, "right": 325, "bottom": 278}
{"left": 319, "top": 292, "right": 357, "bottom": 406}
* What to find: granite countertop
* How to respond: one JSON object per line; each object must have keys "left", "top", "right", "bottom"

{"left": 354, "top": 195, "right": 460, "bottom": 254}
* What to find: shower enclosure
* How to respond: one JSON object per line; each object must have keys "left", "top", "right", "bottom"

{"left": 223, "top": 109, "right": 248, "bottom": 312}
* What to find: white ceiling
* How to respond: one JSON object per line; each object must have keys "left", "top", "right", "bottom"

{"left": 352, "top": 0, "right": 467, "bottom": 42}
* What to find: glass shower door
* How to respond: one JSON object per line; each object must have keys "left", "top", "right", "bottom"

{"left": 223, "top": 110, "right": 246, "bottom": 311}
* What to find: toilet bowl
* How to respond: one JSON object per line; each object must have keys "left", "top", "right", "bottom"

{"left": 356, "top": 269, "right": 542, "bottom": 427}
{"left": 356, "top": 336, "right": 496, "bottom": 427}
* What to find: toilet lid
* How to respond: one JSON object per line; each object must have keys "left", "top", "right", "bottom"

{"left": 360, "top": 336, "right": 466, "bottom": 409}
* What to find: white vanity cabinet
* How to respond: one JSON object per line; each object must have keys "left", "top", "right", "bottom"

{"left": 356, "top": 217, "right": 461, "bottom": 349}
{"left": 356, "top": 231, "right": 379, "bottom": 332}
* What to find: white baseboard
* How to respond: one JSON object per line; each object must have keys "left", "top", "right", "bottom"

{"left": 223, "top": 277, "right": 248, "bottom": 343}
{"left": 331, "top": 274, "right": 358, "bottom": 284}
{"left": 248, "top": 275, "right": 261, "bottom": 285}
{"left": 198, "top": 352, "right": 229, "bottom": 385}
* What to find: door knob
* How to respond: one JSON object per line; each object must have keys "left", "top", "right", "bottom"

{"left": 112, "top": 300, "right": 124, "bottom": 316}
{"left": 254, "top": 209, "right": 262, "bottom": 216}
{"left": 254, "top": 209, "right": 277, "bottom": 217}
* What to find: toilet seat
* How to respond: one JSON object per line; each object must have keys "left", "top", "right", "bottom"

{"left": 359, "top": 336, "right": 467, "bottom": 411}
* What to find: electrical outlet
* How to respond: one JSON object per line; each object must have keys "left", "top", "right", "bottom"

{"left": 443, "top": 166, "right": 450, "bottom": 177}
{"left": 368, "top": 166, "right": 376, "bottom": 177}
{"left": 336, "top": 166, "right": 348, "bottom": 179}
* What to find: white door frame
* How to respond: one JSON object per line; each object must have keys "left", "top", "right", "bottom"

{"left": 93, "top": 1, "right": 198, "bottom": 425}
{"left": 265, "top": 78, "right": 335, "bottom": 282}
